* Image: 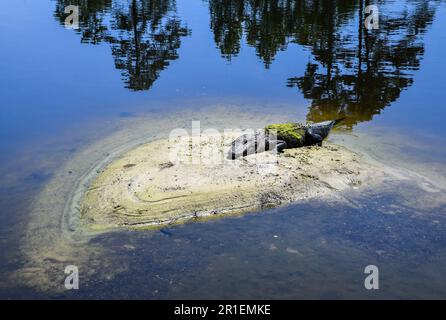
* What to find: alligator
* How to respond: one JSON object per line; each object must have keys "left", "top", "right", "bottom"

{"left": 228, "top": 119, "right": 344, "bottom": 160}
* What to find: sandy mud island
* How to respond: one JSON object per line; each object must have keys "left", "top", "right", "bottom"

{"left": 79, "top": 131, "right": 389, "bottom": 231}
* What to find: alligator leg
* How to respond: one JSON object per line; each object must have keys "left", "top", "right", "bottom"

{"left": 276, "top": 140, "right": 287, "bottom": 153}
{"left": 267, "top": 139, "right": 287, "bottom": 154}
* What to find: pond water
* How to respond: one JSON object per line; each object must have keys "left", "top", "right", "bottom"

{"left": 0, "top": 0, "right": 445, "bottom": 299}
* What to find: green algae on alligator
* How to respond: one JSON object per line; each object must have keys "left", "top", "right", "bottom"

{"left": 79, "top": 132, "right": 388, "bottom": 231}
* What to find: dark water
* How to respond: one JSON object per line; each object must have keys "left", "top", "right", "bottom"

{"left": 1, "top": 0, "right": 446, "bottom": 299}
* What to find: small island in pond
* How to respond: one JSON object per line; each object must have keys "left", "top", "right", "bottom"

{"left": 79, "top": 125, "right": 389, "bottom": 231}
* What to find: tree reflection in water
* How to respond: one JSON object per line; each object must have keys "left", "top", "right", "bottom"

{"left": 55, "top": 1, "right": 439, "bottom": 127}
{"left": 207, "top": 0, "right": 439, "bottom": 128}
{"left": 54, "top": 0, "right": 190, "bottom": 91}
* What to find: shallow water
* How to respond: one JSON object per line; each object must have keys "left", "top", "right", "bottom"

{"left": 1, "top": 0, "right": 446, "bottom": 298}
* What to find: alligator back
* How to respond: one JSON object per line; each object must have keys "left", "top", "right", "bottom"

{"left": 265, "top": 123, "right": 306, "bottom": 148}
